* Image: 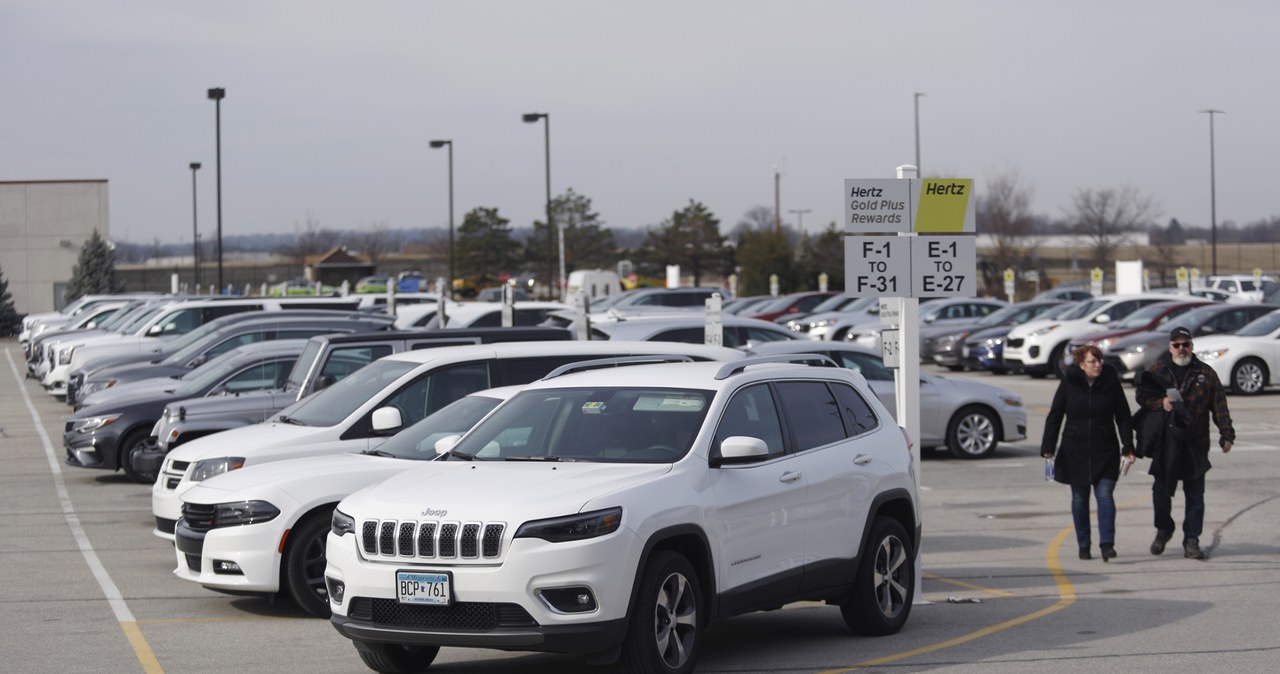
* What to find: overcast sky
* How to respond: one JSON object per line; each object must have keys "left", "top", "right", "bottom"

{"left": 4, "top": 0, "right": 1277, "bottom": 246}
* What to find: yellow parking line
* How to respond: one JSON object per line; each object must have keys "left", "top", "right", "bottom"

{"left": 121, "top": 622, "right": 164, "bottom": 673}
{"left": 818, "top": 525, "right": 1077, "bottom": 673}
{"left": 922, "top": 571, "right": 1017, "bottom": 598}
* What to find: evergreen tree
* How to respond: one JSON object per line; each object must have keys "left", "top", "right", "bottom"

{"left": 525, "top": 188, "right": 617, "bottom": 283}
{"left": 455, "top": 207, "right": 522, "bottom": 289}
{"left": 793, "top": 223, "right": 846, "bottom": 291}
{"left": 65, "top": 230, "right": 125, "bottom": 301}
{"left": 734, "top": 228, "right": 794, "bottom": 296}
{"left": 0, "top": 264, "right": 22, "bottom": 337}
{"left": 639, "top": 200, "right": 726, "bottom": 285}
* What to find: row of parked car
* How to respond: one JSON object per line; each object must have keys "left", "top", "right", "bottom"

{"left": 18, "top": 291, "right": 940, "bottom": 673}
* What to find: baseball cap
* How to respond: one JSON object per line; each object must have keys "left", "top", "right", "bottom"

{"left": 1170, "top": 326, "right": 1193, "bottom": 341}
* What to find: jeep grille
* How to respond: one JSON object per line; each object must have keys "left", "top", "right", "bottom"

{"left": 360, "top": 519, "right": 505, "bottom": 560}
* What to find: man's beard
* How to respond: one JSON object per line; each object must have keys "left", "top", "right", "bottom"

{"left": 1172, "top": 352, "right": 1192, "bottom": 366}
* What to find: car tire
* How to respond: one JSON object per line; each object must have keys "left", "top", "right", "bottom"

{"left": 1049, "top": 343, "right": 1067, "bottom": 378}
{"left": 841, "top": 516, "right": 914, "bottom": 636}
{"left": 622, "top": 551, "right": 702, "bottom": 674}
{"left": 120, "top": 430, "right": 155, "bottom": 484}
{"left": 946, "top": 405, "right": 1000, "bottom": 459}
{"left": 1231, "top": 358, "right": 1268, "bottom": 395}
{"left": 283, "top": 511, "right": 333, "bottom": 618}
{"left": 353, "top": 641, "right": 439, "bottom": 674}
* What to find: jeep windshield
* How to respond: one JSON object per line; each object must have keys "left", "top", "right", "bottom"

{"left": 277, "top": 359, "right": 418, "bottom": 427}
{"left": 448, "top": 387, "right": 712, "bottom": 463}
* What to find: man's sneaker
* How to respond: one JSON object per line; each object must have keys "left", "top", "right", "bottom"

{"left": 1150, "top": 531, "right": 1172, "bottom": 555}
{"left": 1184, "top": 538, "right": 1206, "bottom": 560}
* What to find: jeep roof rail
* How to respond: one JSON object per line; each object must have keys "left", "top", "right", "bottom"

{"left": 714, "top": 353, "right": 838, "bottom": 380}
{"left": 540, "top": 355, "right": 695, "bottom": 380}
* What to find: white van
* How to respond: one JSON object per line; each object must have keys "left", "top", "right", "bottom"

{"left": 566, "top": 269, "right": 623, "bottom": 302}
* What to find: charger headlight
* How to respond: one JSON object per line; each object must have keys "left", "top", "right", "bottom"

{"left": 209, "top": 500, "right": 280, "bottom": 528}
{"left": 190, "top": 457, "right": 246, "bottom": 482}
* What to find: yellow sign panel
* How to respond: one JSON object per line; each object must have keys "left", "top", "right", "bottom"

{"left": 1003, "top": 268, "right": 1016, "bottom": 282}
{"left": 914, "top": 178, "right": 974, "bottom": 233}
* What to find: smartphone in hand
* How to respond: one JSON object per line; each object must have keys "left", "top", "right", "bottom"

{"left": 1166, "top": 388, "right": 1183, "bottom": 403}
{"left": 1121, "top": 455, "right": 1134, "bottom": 476}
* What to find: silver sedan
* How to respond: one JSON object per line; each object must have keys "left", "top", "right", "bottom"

{"left": 748, "top": 341, "right": 1027, "bottom": 458}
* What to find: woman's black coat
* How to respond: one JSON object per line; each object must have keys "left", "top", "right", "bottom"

{"left": 1040, "top": 363, "right": 1135, "bottom": 487}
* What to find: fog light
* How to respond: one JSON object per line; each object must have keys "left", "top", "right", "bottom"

{"left": 538, "top": 586, "right": 597, "bottom": 613}
{"left": 213, "top": 560, "right": 243, "bottom": 575}
{"left": 326, "top": 577, "right": 345, "bottom": 605}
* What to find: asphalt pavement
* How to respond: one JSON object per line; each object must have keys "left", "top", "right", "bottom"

{"left": 3, "top": 340, "right": 1278, "bottom": 674}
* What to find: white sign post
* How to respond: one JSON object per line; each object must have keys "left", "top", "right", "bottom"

{"left": 704, "top": 293, "right": 723, "bottom": 347}
{"left": 1004, "top": 268, "right": 1016, "bottom": 303}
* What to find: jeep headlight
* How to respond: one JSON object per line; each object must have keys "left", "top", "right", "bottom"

{"left": 71, "top": 414, "right": 122, "bottom": 433}
{"left": 331, "top": 508, "right": 356, "bottom": 537}
{"left": 190, "top": 456, "right": 246, "bottom": 482}
{"left": 1027, "top": 324, "right": 1059, "bottom": 338}
{"left": 514, "top": 507, "right": 623, "bottom": 543}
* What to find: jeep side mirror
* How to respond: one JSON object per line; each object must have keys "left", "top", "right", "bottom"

{"left": 712, "top": 436, "right": 770, "bottom": 467}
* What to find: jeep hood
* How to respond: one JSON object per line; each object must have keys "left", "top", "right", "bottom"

{"left": 339, "top": 461, "right": 672, "bottom": 523}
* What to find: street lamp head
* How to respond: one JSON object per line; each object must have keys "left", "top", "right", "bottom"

{"left": 207, "top": 87, "right": 226, "bottom": 101}
{"left": 190, "top": 162, "right": 201, "bottom": 170}
{"left": 522, "top": 112, "right": 546, "bottom": 123}
{"left": 429, "top": 140, "right": 451, "bottom": 149}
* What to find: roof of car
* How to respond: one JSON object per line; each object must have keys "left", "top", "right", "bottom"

{"left": 519, "top": 356, "right": 850, "bottom": 392}
{"left": 379, "top": 339, "right": 743, "bottom": 367}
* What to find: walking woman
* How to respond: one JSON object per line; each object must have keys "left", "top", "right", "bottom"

{"left": 1041, "top": 344, "right": 1136, "bottom": 561}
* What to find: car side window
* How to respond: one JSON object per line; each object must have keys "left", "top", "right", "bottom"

{"left": 774, "top": 381, "right": 845, "bottom": 451}
{"left": 319, "top": 345, "right": 393, "bottom": 386}
{"left": 207, "top": 333, "right": 262, "bottom": 360}
{"left": 742, "top": 327, "right": 791, "bottom": 346}
{"left": 222, "top": 359, "right": 289, "bottom": 393}
{"left": 832, "top": 382, "right": 879, "bottom": 436}
{"left": 714, "top": 384, "right": 785, "bottom": 458}
{"left": 382, "top": 361, "right": 491, "bottom": 424}
{"left": 837, "top": 351, "right": 893, "bottom": 381}
{"left": 651, "top": 327, "right": 704, "bottom": 344}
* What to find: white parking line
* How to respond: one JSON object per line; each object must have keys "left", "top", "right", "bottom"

{"left": 4, "top": 349, "right": 162, "bottom": 672}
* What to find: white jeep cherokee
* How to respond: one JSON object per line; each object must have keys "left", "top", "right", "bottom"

{"left": 326, "top": 355, "right": 920, "bottom": 674}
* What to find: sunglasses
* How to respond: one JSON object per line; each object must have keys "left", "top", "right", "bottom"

{"left": 1171, "top": 341, "right": 1194, "bottom": 350}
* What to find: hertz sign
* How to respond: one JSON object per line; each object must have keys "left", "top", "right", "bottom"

{"left": 843, "top": 177, "right": 976, "bottom": 298}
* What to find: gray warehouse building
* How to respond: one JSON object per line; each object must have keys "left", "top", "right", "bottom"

{"left": 0, "top": 180, "right": 110, "bottom": 314}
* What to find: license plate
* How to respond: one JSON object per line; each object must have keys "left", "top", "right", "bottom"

{"left": 396, "top": 571, "right": 451, "bottom": 605}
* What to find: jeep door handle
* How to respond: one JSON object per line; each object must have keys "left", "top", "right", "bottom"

{"left": 853, "top": 454, "right": 873, "bottom": 465}
{"left": 779, "top": 471, "right": 803, "bottom": 483}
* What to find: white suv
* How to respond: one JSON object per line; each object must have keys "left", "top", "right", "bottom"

{"left": 1002, "top": 293, "right": 1173, "bottom": 377}
{"left": 326, "top": 355, "right": 920, "bottom": 674}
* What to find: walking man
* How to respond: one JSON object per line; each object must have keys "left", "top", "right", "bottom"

{"left": 1134, "top": 326, "right": 1234, "bottom": 560}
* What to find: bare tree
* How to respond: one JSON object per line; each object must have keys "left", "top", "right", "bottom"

{"left": 276, "top": 216, "right": 340, "bottom": 265}
{"left": 357, "top": 220, "right": 396, "bottom": 265}
{"left": 978, "top": 171, "right": 1035, "bottom": 274}
{"left": 1068, "top": 187, "right": 1158, "bottom": 269}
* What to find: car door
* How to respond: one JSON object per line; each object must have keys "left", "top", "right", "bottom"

{"left": 789, "top": 381, "right": 879, "bottom": 571}
{"left": 709, "top": 383, "right": 808, "bottom": 608}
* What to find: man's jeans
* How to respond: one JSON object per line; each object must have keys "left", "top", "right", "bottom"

{"left": 1153, "top": 474, "right": 1206, "bottom": 541}
{"left": 1071, "top": 479, "right": 1117, "bottom": 549}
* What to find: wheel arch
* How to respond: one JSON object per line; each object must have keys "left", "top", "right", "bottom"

{"left": 625, "top": 524, "right": 715, "bottom": 623}
{"left": 860, "top": 489, "right": 919, "bottom": 560}
{"left": 278, "top": 501, "right": 341, "bottom": 586}
{"left": 112, "top": 423, "right": 159, "bottom": 470}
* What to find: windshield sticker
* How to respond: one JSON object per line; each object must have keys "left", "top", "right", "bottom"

{"left": 634, "top": 395, "right": 705, "bottom": 412}
{"left": 581, "top": 401, "right": 606, "bottom": 414}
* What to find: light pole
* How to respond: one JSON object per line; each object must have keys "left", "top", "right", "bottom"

{"left": 189, "top": 162, "right": 201, "bottom": 289}
{"left": 207, "top": 87, "right": 226, "bottom": 293}
{"left": 522, "top": 112, "right": 557, "bottom": 299}
{"left": 914, "top": 92, "right": 926, "bottom": 176}
{"left": 1201, "top": 109, "right": 1223, "bottom": 276}
{"left": 788, "top": 208, "right": 811, "bottom": 232}
{"left": 429, "top": 140, "right": 455, "bottom": 299}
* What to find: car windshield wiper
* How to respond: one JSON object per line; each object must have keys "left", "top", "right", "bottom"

{"left": 361, "top": 448, "right": 396, "bottom": 458}
{"left": 503, "top": 455, "right": 579, "bottom": 462}
{"left": 444, "top": 449, "right": 475, "bottom": 461}
{"left": 275, "top": 415, "right": 307, "bottom": 426}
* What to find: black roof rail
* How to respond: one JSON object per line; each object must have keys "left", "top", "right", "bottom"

{"left": 540, "top": 355, "right": 695, "bottom": 380}
{"left": 714, "top": 353, "right": 839, "bottom": 380}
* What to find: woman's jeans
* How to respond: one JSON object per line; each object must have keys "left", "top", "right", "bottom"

{"left": 1071, "top": 479, "right": 1117, "bottom": 549}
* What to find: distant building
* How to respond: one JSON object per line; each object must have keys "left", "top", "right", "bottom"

{"left": 0, "top": 180, "right": 110, "bottom": 314}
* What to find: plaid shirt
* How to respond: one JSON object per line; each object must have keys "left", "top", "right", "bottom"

{"left": 1136, "top": 352, "right": 1235, "bottom": 450}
